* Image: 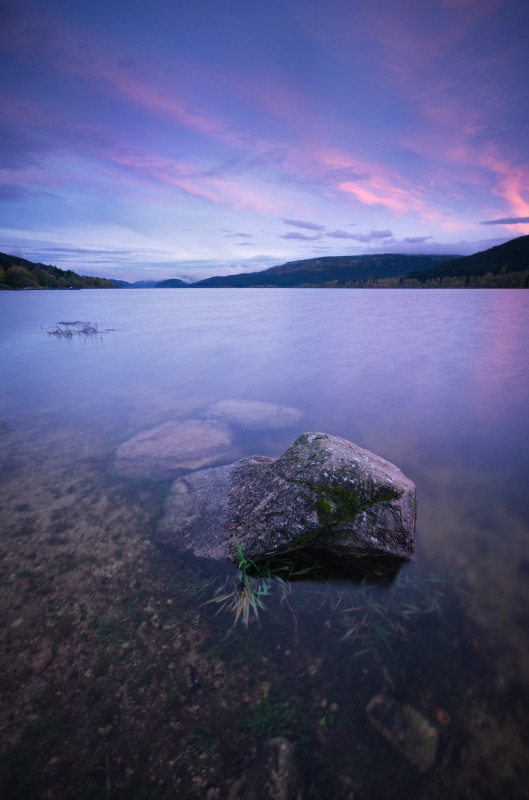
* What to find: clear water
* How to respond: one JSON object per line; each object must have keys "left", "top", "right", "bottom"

{"left": 1, "top": 289, "right": 529, "bottom": 798}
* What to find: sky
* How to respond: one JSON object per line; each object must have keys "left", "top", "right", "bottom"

{"left": 1, "top": 0, "right": 528, "bottom": 282}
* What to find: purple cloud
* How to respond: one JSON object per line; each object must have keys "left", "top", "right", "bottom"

{"left": 330, "top": 229, "right": 394, "bottom": 243}
{"left": 480, "top": 217, "right": 529, "bottom": 225}
{"left": 326, "top": 229, "right": 361, "bottom": 239}
{"left": 282, "top": 218, "right": 325, "bottom": 232}
{"left": 403, "top": 236, "right": 433, "bottom": 244}
{"left": 278, "top": 232, "right": 322, "bottom": 241}
{"left": 0, "top": 126, "right": 46, "bottom": 171}
{"left": 222, "top": 231, "right": 254, "bottom": 238}
{"left": 0, "top": 184, "right": 30, "bottom": 202}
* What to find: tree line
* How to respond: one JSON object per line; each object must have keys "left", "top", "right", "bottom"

{"left": 0, "top": 253, "right": 115, "bottom": 290}
{"left": 320, "top": 270, "right": 529, "bottom": 289}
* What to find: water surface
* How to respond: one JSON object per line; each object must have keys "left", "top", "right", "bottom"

{"left": 1, "top": 289, "right": 528, "bottom": 798}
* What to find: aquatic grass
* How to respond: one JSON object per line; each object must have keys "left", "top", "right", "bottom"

{"left": 248, "top": 695, "right": 292, "bottom": 738}
{"left": 207, "top": 569, "right": 271, "bottom": 629}
{"left": 46, "top": 320, "right": 114, "bottom": 337}
{"left": 122, "top": 587, "right": 149, "bottom": 620}
{"left": 184, "top": 725, "right": 216, "bottom": 755}
{"left": 248, "top": 691, "right": 313, "bottom": 745}
{"left": 94, "top": 613, "right": 128, "bottom": 641}
{"left": 334, "top": 569, "right": 457, "bottom": 686}
{"left": 205, "top": 537, "right": 313, "bottom": 629}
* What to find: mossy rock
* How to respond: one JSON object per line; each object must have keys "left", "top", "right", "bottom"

{"left": 156, "top": 432, "right": 416, "bottom": 564}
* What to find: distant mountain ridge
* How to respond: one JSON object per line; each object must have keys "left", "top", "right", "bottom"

{"left": 109, "top": 278, "right": 188, "bottom": 288}
{"left": 110, "top": 279, "right": 158, "bottom": 288}
{"left": 1, "top": 236, "right": 527, "bottom": 290}
{"left": 191, "top": 254, "right": 457, "bottom": 287}
{"left": 155, "top": 278, "right": 188, "bottom": 288}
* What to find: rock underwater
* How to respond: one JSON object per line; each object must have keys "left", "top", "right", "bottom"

{"left": 112, "top": 419, "right": 238, "bottom": 480}
{"left": 156, "top": 432, "right": 416, "bottom": 563}
{"left": 205, "top": 398, "right": 303, "bottom": 430}
{"left": 366, "top": 694, "right": 438, "bottom": 772}
{"left": 112, "top": 400, "right": 303, "bottom": 481}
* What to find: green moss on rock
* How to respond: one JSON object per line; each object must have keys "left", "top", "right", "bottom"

{"left": 291, "top": 480, "right": 403, "bottom": 548}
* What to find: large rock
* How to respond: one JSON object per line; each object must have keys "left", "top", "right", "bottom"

{"left": 113, "top": 419, "right": 236, "bottom": 480}
{"left": 156, "top": 432, "right": 416, "bottom": 562}
{"left": 226, "top": 433, "right": 416, "bottom": 561}
{"left": 156, "top": 457, "right": 273, "bottom": 558}
{"left": 205, "top": 399, "right": 303, "bottom": 430}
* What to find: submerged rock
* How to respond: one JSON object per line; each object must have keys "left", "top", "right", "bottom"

{"left": 263, "top": 737, "right": 302, "bottom": 800}
{"left": 227, "top": 737, "right": 302, "bottom": 800}
{"left": 113, "top": 419, "right": 236, "bottom": 480}
{"left": 205, "top": 399, "right": 303, "bottom": 430}
{"left": 156, "top": 432, "right": 416, "bottom": 563}
{"left": 366, "top": 694, "right": 438, "bottom": 771}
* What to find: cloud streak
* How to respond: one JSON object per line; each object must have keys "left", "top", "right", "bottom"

{"left": 327, "top": 229, "right": 394, "bottom": 242}
{"left": 282, "top": 218, "right": 325, "bottom": 231}
{"left": 278, "top": 232, "right": 322, "bottom": 241}
{"left": 480, "top": 216, "right": 529, "bottom": 225}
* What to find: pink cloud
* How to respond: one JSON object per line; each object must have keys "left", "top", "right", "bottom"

{"left": 1, "top": 78, "right": 289, "bottom": 216}
{"left": 306, "top": 147, "right": 467, "bottom": 228}
{"left": 86, "top": 62, "right": 234, "bottom": 146}
{"left": 336, "top": 180, "right": 412, "bottom": 215}
{"left": 2, "top": 0, "right": 525, "bottom": 241}
{"left": 489, "top": 167, "right": 529, "bottom": 235}
{"left": 436, "top": 142, "right": 529, "bottom": 233}
{"left": 107, "top": 150, "right": 287, "bottom": 215}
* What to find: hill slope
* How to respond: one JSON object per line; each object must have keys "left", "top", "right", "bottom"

{"left": 0, "top": 252, "right": 116, "bottom": 289}
{"left": 407, "top": 236, "right": 529, "bottom": 282}
{"left": 191, "top": 254, "right": 457, "bottom": 287}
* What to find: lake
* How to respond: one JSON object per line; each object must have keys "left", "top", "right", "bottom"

{"left": 1, "top": 288, "right": 529, "bottom": 799}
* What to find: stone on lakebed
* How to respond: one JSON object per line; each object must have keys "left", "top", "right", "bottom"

{"left": 113, "top": 419, "right": 238, "bottom": 481}
{"left": 366, "top": 694, "right": 438, "bottom": 772}
{"left": 205, "top": 398, "right": 303, "bottom": 430}
{"left": 155, "top": 432, "right": 416, "bottom": 563}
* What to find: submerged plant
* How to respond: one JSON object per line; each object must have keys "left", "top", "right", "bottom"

{"left": 205, "top": 538, "right": 311, "bottom": 629}
{"left": 336, "top": 571, "right": 455, "bottom": 659}
{"left": 46, "top": 321, "right": 114, "bottom": 337}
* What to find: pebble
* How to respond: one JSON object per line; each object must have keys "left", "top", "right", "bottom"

{"left": 31, "top": 644, "right": 53, "bottom": 674}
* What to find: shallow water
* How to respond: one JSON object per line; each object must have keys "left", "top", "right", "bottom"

{"left": 1, "top": 288, "right": 529, "bottom": 798}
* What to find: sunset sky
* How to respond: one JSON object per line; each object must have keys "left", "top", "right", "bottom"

{"left": 1, "top": 0, "right": 528, "bottom": 282}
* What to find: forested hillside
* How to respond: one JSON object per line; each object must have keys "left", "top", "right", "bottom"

{"left": 191, "top": 254, "right": 456, "bottom": 287}
{"left": 406, "top": 236, "right": 529, "bottom": 283}
{"left": 320, "top": 237, "right": 529, "bottom": 288}
{"left": 0, "top": 253, "right": 116, "bottom": 289}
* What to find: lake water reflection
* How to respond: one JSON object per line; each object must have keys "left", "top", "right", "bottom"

{"left": 1, "top": 288, "right": 528, "bottom": 798}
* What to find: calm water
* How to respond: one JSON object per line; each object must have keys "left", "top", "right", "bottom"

{"left": 1, "top": 289, "right": 529, "bottom": 798}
